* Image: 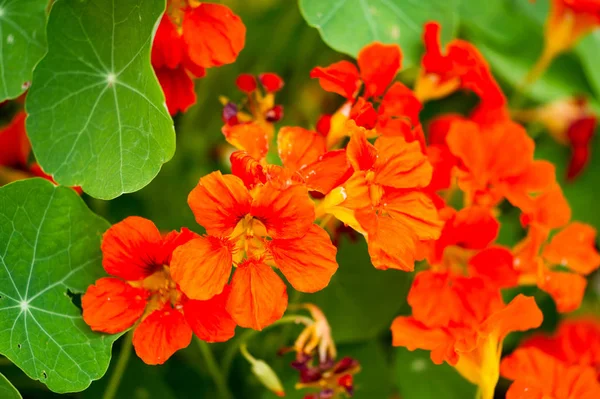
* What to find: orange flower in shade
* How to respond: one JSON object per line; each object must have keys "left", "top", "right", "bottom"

{"left": 521, "top": 317, "right": 600, "bottom": 374}
{"left": 322, "top": 122, "right": 442, "bottom": 271}
{"left": 416, "top": 22, "right": 506, "bottom": 111}
{"left": 509, "top": 219, "right": 600, "bottom": 312}
{"left": 152, "top": 1, "right": 245, "bottom": 115}
{"left": 82, "top": 217, "right": 236, "bottom": 365}
{"left": 446, "top": 118, "right": 556, "bottom": 209}
{"left": 513, "top": 97, "right": 597, "bottom": 180}
{"left": 169, "top": 172, "right": 338, "bottom": 330}
{"left": 310, "top": 43, "right": 423, "bottom": 147}
{"left": 500, "top": 348, "right": 600, "bottom": 399}
{"left": 391, "top": 270, "right": 543, "bottom": 399}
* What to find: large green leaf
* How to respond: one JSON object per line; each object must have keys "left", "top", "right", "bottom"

{"left": 0, "top": 178, "right": 119, "bottom": 393}
{"left": 298, "top": 0, "right": 459, "bottom": 67}
{"left": 0, "top": 373, "right": 21, "bottom": 399}
{"left": 395, "top": 348, "right": 476, "bottom": 399}
{"left": 302, "top": 236, "right": 412, "bottom": 343}
{"left": 26, "top": 0, "right": 175, "bottom": 200}
{"left": 577, "top": 32, "right": 600, "bottom": 100}
{"left": 0, "top": 0, "right": 47, "bottom": 102}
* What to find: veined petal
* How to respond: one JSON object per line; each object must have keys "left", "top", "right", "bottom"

{"left": 188, "top": 171, "right": 252, "bottom": 236}
{"left": 184, "top": 285, "right": 236, "bottom": 342}
{"left": 270, "top": 225, "right": 338, "bottom": 293}
{"left": 102, "top": 216, "right": 164, "bottom": 281}
{"left": 300, "top": 149, "right": 353, "bottom": 194}
{"left": 383, "top": 189, "right": 442, "bottom": 241}
{"left": 277, "top": 127, "right": 326, "bottom": 172}
{"left": 132, "top": 305, "right": 193, "bottom": 365}
{"left": 357, "top": 42, "right": 401, "bottom": 98}
{"left": 251, "top": 182, "right": 315, "bottom": 239}
{"left": 346, "top": 123, "right": 378, "bottom": 171}
{"left": 227, "top": 260, "right": 288, "bottom": 330}
{"left": 230, "top": 151, "right": 267, "bottom": 189}
{"left": 374, "top": 136, "right": 432, "bottom": 188}
{"left": 170, "top": 236, "right": 233, "bottom": 301}
{"left": 82, "top": 278, "right": 148, "bottom": 334}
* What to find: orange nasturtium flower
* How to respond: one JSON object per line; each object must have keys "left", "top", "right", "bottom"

{"left": 322, "top": 122, "right": 442, "bottom": 271}
{"left": 169, "top": 172, "right": 338, "bottom": 330}
{"left": 391, "top": 270, "right": 543, "bottom": 399}
{"left": 500, "top": 347, "right": 600, "bottom": 399}
{"left": 152, "top": 1, "right": 245, "bottom": 114}
{"left": 82, "top": 217, "right": 236, "bottom": 365}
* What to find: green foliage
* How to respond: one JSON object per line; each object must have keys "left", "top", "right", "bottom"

{"left": 299, "top": 0, "right": 459, "bottom": 67}
{"left": 0, "top": 373, "right": 21, "bottom": 399}
{"left": 0, "top": 178, "right": 119, "bottom": 393}
{"left": 26, "top": 0, "right": 175, "bottom": 200}
{"left": 395, "top": 348, "right": 477, "bottom": 399}
{"left": 0, "top": 0, "right": 47, "bottom": 102}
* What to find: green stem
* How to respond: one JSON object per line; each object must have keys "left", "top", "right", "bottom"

{"left": 195, "top": 337, "right": 234, "bottom": 399}
{"left": 102, "top": 330, "right": 133, "bottom": 399}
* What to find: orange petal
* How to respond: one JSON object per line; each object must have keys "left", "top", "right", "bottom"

{"left": 378, "top": 82, "right": 422, "bottom": 127}
{"left": 299, "top": 149, "right": 353, "bottom": 194}
{"left": 277, "top": 127, "right": 326, "bottom": 172}
{"left": 188, "top": 171, "right": 252, "bottom": 236}
{"left": 0, "top": 112, "right": 30, "bottom": 168}
{"left": 539, "top": 270, "right": 587, "bottom": 313}
{"left": 170, "top": 236, "right": 233, "bottom": 301}
{"left": 390, "top": 316, "right": 457, "bottom": 365}
{"left": 383, "top": 189, "right": 443, "bottom": 241}
{"left": 361, "top": 213, "right": 418, "bottom": 271}
{"left": 184, "top": 284, "right": 236, "bottom": 342}
{"left": 226, "top": 260, "right": 288, "bottom": 330}
{"left": 132, "top": 305, "right": 192, "bottom": 365}
{"left": 542, "top": 222, "right": 600, "bottom": 275}
{"left": 374, "top": 136, "right": 432, "bottom": 188}
{"left": 102, "top": 216, "right": 164, "bottom": 280}
{"left": 346, "top": 124, "right": 378, "bottom": 171}
{"left": 468, "top": 246, "right": 519, "bottom": 288}
{"left": 182, "top": 3, "right": 246, "bottom": 68}
{"left": 159, "top": 228, "right": 199, "bottom": 266}
{"left": 310, "top": 61, "right": 360, "bottom": 99}
{"left": 481, "top": 294, "right": 543, "bottom": 339}
{"left": 357, "top": 42, "right": 402, "bottom": 98}
{"left": 519, "top": 185, "right": 571, "bottom": 231}
{"left": 251, "top": 182, "right": 315, "bottom": 239}
{"left": 222, "top": 122, "right": 269, "bottom": 160}
{"left": 155, "top": 66, "right": 197, "bottom": 116}
{"left": 269, "top": 225, "right": 338, "bottom": 293}
{"left": 230, "top": 150, "right": 267, "bottom": 189}
{"left": 82, "top": 278, "right": 148, "bottom": 334}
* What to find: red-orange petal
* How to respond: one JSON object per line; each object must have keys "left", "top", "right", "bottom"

{"left": 226, "top": 260, "right": 288, "bottom": 330}
{"left": 184, "top": 284, "right": 236, "bottom": 342}
{"left": 182, "top": 3, "right": 246, "bottom": 69}
{"left": 390, "top": 316, "right": 457, "bottom": 365}
{"left": 251, "top": 182, "right": 315, "bottom": 239}
{"left": 270, "top": 225, "right": 338, "bottom": 293}
{"left": 151, "top": 14, "right": 184, "bottom": 70}
{"left": 481, "top": 294, "right": 543, "bottom": 339}
{"left": 230, "top": 150, "right": 267, "bottom": 188}
{"left": 102, "top": 216, "right": 164, "bottom": 281}
{"left": 357, "top": 43, "right": 402, "bottom": 98}
{"left": 310, "top": 61, "right": 361, "bottom": 99}
{"left": 82, "top": 278, "right": 148, "bottom": 334}
{"left": 170, "top": 236, "right": 233, "bottom": 300}
{"left": 159, "top": 228, "right": 199, "bottom": 266}
{"left": 542, "top": 222, "right": 600, "bottom": 275}
{"left": 155, "top": 66, "right": 197, "bottom": 116}
{"left": 222, "top": 122, "right": 269, "bottom": 160}
{"left": 277, "top": 127, "right": 326, "bottom": 172}
{"left": 132, "top": 305, "right": 193, "bottom": 365}
{"left": 374, "top": 136, "right": 432, "bottom": 188}
{"left": 468, "top": 246, "right": 519, "bottom": 288}
{"left": 382, "top": 190, "right": 443, "bottom": 241}
{"left": 0, "top": 111, "right": 30, "bottom": 168}
{"left": 346, "top": 124, "right": 378, "bottom": 171}
{"left": 362, "top": 213, "right": 418, "bottom": 271}
{"left": 299, "top": 149, "right": 353, "bottom": 194}
{"left": 539, "top": 271, "right": 587, "bottom": 313}
{"left": 188, "top": 171, "right": 252, "bottom": 237}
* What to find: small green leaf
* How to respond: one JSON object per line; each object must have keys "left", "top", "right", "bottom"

{"left": 0, "top": 0, "right": 47, "bottom": 101}
{"left": 303, "top": 236, "right": 412, "bottom": 343}
{"left": 395, "top": 347, "right": 477, "bottom": 399}
{"left": 298, "top": 0, "right": 459, "bottom": 67}
{"left": 0, "top": 178, "right": 119, "bottom": 393}
{"left": 0, "top": 373, "right": 21, "bottom": 399}
{"left": 26, "top": 0, "right": 175, "bottom": 200}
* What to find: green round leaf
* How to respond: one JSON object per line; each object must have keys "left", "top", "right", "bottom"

{"left": 0, "top": 373, "right": 21, "bottom": 399}
{"left": 303, "top": 236, "right": 412, "bottom": 343}
{"left": 0, "top": 178, "right": 119, "bottom": 393}
{"left": 0, "top": 0, "right": 47, "bottom": 102}
{"left": 26, "top": 0, "right": 175, "bottom": 200}
{"left": 298, "top": 0, "right": 459, "bottom": 66}
{"left": 395, "top": 347, "right": 476, "bottom": 399}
